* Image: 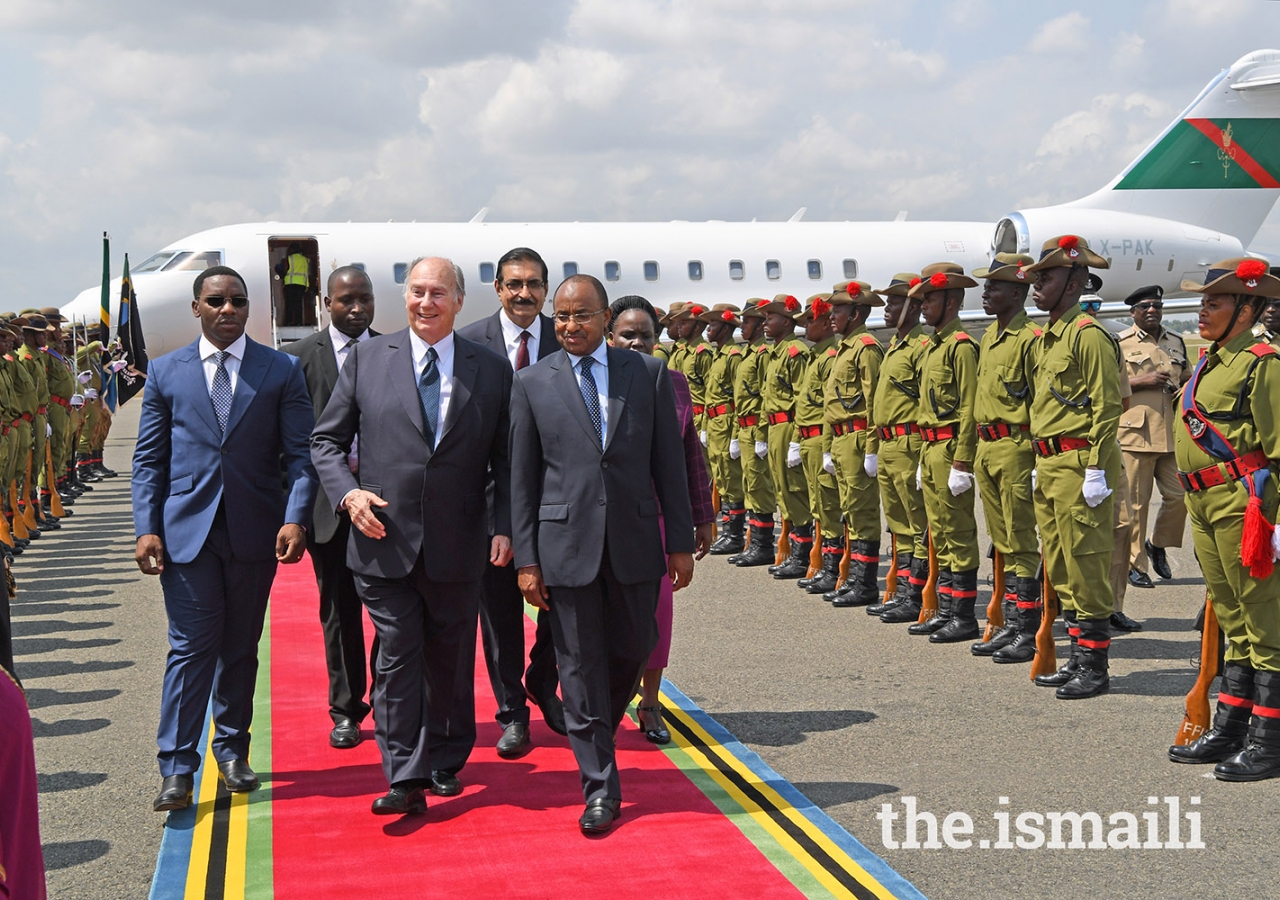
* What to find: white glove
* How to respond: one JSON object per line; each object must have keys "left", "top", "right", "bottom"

{"left": 84, "top": 388, "right": 99, "bottom": 400}
{"left": 787, "top": 442, "right": 802, "bottom": 468}
{"left": 1082, "top": 468, "right": 1112, "bottom": 508}
{"left": 699, "top": 430, "right": 707, "bottom": 447}
{"left": 69, "top": 394, "right": 85, "bottom": 408}
{"left": 863, "top": 453, "right": 878, "bottom": 478}
{"left": 948, "top": 467, "right": 975, "bottom": 497}
{"left": 823, "top": 452, "right": 835, "bottom": 475}
{"left": 916, "top": 463, "right": 923, "bottom": 490}
{"left": 729, "top": 438, "right": 741, "bottom": 460}
{"left": 1273, "top": 524, "right": 1280, "bottom": 562}
{"left": 1031, "top": 469, "right": 1037, "bottom": 493}
{"left": 77, "top": 371, "right": 92, "bottom": 385}
{"left": 754, "top": 440, "right": 768, "bottom": 459}
{"left": 108, "top": 359, "right": 128, "bottom": 373}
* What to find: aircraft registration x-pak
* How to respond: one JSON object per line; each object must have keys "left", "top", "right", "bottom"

{"left": 61, "top": 49, "right": 1280, "bottom": 356}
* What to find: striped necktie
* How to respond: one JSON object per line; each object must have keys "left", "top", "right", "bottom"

{"left": 418, "top": 347, "right": 440, "bottom": 449}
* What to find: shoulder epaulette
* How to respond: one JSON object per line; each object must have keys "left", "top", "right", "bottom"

{"left": 728, "top": 346, "right": 742, "bottom": 355}
{"left": 954, "top": 331, "right": 971, "bottom": 342}
{"left": 696, "top": 344, "right": 710, "bottom": 354}
{"left": 1032, "top": 327, "right": 1043, "bottom": 337}
{"left": 1076, "top": 318, "right": 1094, "bottom": 329}
{"left": 826, "top": 347, "right": 838, "bottom": 357}
{"left": 860, "top": 334, "right": 877, "bottom": 346}
{"left": 756, "top": 344, "right": 770, "bottom": 354}
{"left": 788, "top": 344, "right": 802, "bottom": 358}
{"left": 1249, "top": 342, "right": 1277, "bottom": 358}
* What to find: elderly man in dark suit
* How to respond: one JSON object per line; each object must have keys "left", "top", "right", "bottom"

{"left": 457, "top": 247, "right": 564, "bottom": 759}
{"left": 511, "top": 274, "right": 695, "bottom": 834}
{"left": 311, "top": 256, "right": 513, "bottom": 816}
{"left": 284, "top": 266, "right": 379, "bottom": 749}
{"left": 133, "top": 265, "right": 317, "bottom": 812}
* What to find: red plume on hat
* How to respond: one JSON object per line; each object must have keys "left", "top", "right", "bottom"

{"left": 1059, "top": 235, "right": 1081, "bottom": 259}
{"left": 812, "top": 299, "right": 832, "bottom": 316}
{"left": 689, "top": 304, "right": 705, "bottom": 316}
{"left": 929, "top": 272, "right": 948, "bottom": 288}
{"left": 784, "top": 295, "right": 800, "bottom": 312}
{"left": 757, "top": 298, "right": 771, "bottom": 308}
{"left": 909, "top": 277, "right": 922, "bottom": 288}
{"left": 847, "top": 283, "right": 862, "bottom": 297}
{"left": 1237, "top": 258, "right": 1267, "bottom": 288}
{"left": 720, "top": 309, "right": 735, "bottom": 322}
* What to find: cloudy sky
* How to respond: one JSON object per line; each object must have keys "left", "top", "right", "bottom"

{"left": 3, "top": 0, "right": 1280, "bottom": 307}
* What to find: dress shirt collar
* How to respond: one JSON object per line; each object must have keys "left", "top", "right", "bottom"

{"left": 499, "top": 309, "right": 539, "bottom": 344}
{"left": 409, "top": 328, "right": 454, "bottom": 373}
{"left": 199, "top": 333, "right": 246, "bottom": 362}
{"left": 329, "top": 323, "right": 370, "bottom": 350}
{"left": 567, "top": 340, "right": 610, "bottom": 372}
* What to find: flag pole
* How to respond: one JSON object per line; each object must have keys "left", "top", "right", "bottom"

{"left": 99, "top": 232, "right": 111, "bottom": 345}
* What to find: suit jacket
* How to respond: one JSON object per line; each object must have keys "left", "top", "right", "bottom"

{"left": 510, "top": 346, "right": 695, "bottom": 588}
{"left": 283, "top": 327, "right": 380, "bottom": 544}
{"left": 132, "top": 336, "right": 318, "bottom": 565}
{"left": 310, "top": 329, "right": 513, "bottom": 582}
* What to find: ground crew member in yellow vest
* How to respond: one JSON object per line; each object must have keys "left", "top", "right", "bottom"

{"left": 17, "top": 314, "right": 53, "bottom": 531}
{"left": 823, "top": 281, "right": 885, "bottom": 607}
{"left": 652, "top": 307, "right": 670, "bottom": 365}
{"left": 1115, "top": 285, "right": 1191, "bottom": 590}
{"left": 38, "top": 308, "right": 76, "bottom": 510}
{"left": 875, "top": 275, "right": 934, "bottom": 625}
{"left": 1166, "top": 258, "right": 1280, "bottom": 781}
{"left": 731, "top": 299, "right": 777, "bottom": 567}
{"left": 964, "top": 254, "right": 1043, "bottom": 661}
{"left": 1025, "top": 235, "right": 1120, "bottom": 700}
{"left": 792, "top": 294, "right": 844, "bottom": 595}
{"left": 280, "top": 242, "right": 311, "bottom": 326}
{"left": 908, "top": 264, "right": 981, "bottom": 642}
{"left": 761, "top": 294, "right": 813, "bottom": 579}
{"left": 701, "top": 304, "right": 748, "bottom": 555}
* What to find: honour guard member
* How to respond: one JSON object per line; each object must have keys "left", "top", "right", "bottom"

{"left": 823, "top": 282, "right": 885, "bottom": 607}
{"left": 874, "top": 275, "right": 933, "bottom": 625}
{"left": 1025, "top": 236, "right": 1120, "bottom": 700}
{"left": 701, "top": 304, "right": 747, "bottom": 554}
{"left": 39, "top": 309, "right": 76, "bottom": 512}
{"left": 761, "top": 294, "right": 813, "bottom": 579}
{"left": 731, "top": 300, "right": 777, "bottom": 567}
{"left": 1168, "top": 258, "right": 1280, "bottom": 781}
{"left": 663, "top": 302, "right": 689, "bottom": 371}
{"left": 793, "top": 293, "right": 844, "bottom": 594}
{"left": 17, "top": 315, "right": 54, "bottom": 531}
{"left": 968, "top": 254, "right": 1043, "bottom": 661}
{"left": 909, "top": 264, "right": 981, "bottom": 642}
{"left": 652, "top": 307, "right": 670, "bottom": 364}
{"left": 677, "top": 304, "right": 714, "bottom": 435}
{"left": 1117, "top": 285, "right": 1190, "bottom": 588}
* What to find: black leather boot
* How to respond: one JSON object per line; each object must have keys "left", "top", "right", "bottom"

{"left": 993, "top": 576, "right": 1041, "bottom": 664}
{"left": 76, "top": 453, "right": 101, "bottom": 485}
{"left": 805, "top": 537, "right": 843, "bottom": 594}
{"left": 823, "top": 558, "right": 859, "bottom": 603}
{"left": 1034, "top": 609, "right": 1079, "bottom": 686}
{"left": 908, "top": 569, "right": 952, "bottom": 635}
{"left": 868, "top": 550, "right": 910, "bottom": 616}
{"left": 710, "top": 508, "right": 746, "bottom": 555}
{"left": 1170, "top": 663, "right": 1254, "bottom": 763}
{"left": 1055, "top": 617, "right": 1110, "bottom": 699}
{"left": 94, "top": 458, "right": 118, "bottom": 478}
{"left": 734, "top": 514, "right": 775, "bottom": 567}
{"left": 931, "top": 568, "right": 980, "bottom": 642}
{"left": 832, "top": 540, "right": 880, "bottom": 606}
{"left": 771, "top": 524, "right": 813, "bottom": 579}
{"left": 1213, "top": 671, "right": 1280, "bottom": 782}
{"left": 881, "top": 556, "right": 928, "bottom": 624}
{"left": 972, "top": 573, "right": 1018, "bottom": 656}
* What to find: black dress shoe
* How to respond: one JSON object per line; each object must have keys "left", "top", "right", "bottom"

{"left": 1109, "top": 611, "right": 1143, "bottom": 632}
{"left": 1128, "top": 567, "right": 1154, "bottom": 589}
{"left": 528, "top": 689, "right": 568, "bottom": 737}
{"left": 372, "top": 783, "right": 427, "bottom": 815}
{"left": 154, "top": 774, "right": 194, "bottom": 812}
{"left": 216, "top": 759, "right": 259, "bottom": 792}
{"left": 329, "top": 717, "right": 362, "bottom": 749}
{"left": 1146, "top": 540, "right": 1172, "bottom": 580}
{"left": 428, "top": 770, "right": 462, "bottom": 796}
{"left": 496, "top": 723, "right": 532, "bottom": 759}
{"left": 578, "top": 798, "right": 621, "bottom": 835}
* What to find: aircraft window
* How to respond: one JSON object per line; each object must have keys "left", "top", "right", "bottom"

{"left": 729, "top": 260, "right": 745, "bottom": 280}
{"left": 349, "top": 262, "right": 366, "bottom": 272}
{"left": 644, "top": 261, "right": 659, "bottom": 282}
{"left": 394, "top": 263, "right": 408, "bottom": 284}
{"left": 563, "top": 261, "right": 578, "bottom": 278}
{"left": 163, "top": 250, "right": 223, "bottom": 272}
{"left": 605, "top": 261, "right": 621, "bottom": 282}
{"left": 134, "top": 252, "right": 177, "bottom": 274}
{"left": 843, "top": 259, "right": 858, "bottom": 279}
{"left": 807, "top": 260, "right": 822, "bottom": 280}
{"left": 688, "top": 261, "right": 703, "bottom": 281}
{"left": 479, "top": 262, "right": 496, "bottom": 284}
{"left": 766, "top": 259, "right": 781, "bottom": 280}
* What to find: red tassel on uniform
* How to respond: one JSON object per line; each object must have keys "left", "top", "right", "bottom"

{"left": 1241, "top": 495, "right": 1274, "bottom": 579}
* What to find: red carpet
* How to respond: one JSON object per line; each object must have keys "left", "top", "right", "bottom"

{"left": 267, "top": 558, "right": 805, "bottom": 899}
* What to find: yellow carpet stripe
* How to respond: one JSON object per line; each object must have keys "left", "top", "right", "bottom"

{"left": 224, "top": 790, "right": 250, "bottom": 899}
{"left": 183, "top": 727, "right": 221, "bottom": 900}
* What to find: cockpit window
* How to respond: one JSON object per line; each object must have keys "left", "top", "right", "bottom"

{"left": 134, "top": 252, "right": 177, "bottom": 274}
{"left": 162, "top": 251, "right": 223, "bottom": 272}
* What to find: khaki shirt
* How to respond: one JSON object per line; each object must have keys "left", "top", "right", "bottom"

{"left": 44, "top": 346, "right": 77, "bottom": 404}
{"left": 825, "top": 326, "right": 883, "bottom": 454}
{"left": 762, "top": 335, "right": 807, "bottom": 416}
{"left": 733, "top": 338, "right": 771, "bottom": 436}
{"left": 1030, "top": 305, "right": 1122, "bottom": 468}
{"left": 874, "top": 325, "right": 928, "bottom": 428}
{"left": 795, "top": 334, "right": 841, "bottom": 432}
{"left": 1173, "top": 331, "right": 1280, "bottom": 472}
{"left": 917, "top": 318, "right": 980, "bottom": 464}
{"left": 1117, "top": 325, "right": 1189, "bottom": 454}
{"left": 705, "top": 342, "right": 743, "bottom": 412}
{"left": 16, "top": 345, "right": 48, "bottom": 407}
{"left": 680, "top": 340, "right": 713, "bottom": 410}
{"left": 666, "top": 339, "right": 688, "bottom": 373}
{"left": 975, "top": 312, "right": 1040, "bottom": 429}
{"left": 6, "top": 354, "right": 36, "bottom": 419}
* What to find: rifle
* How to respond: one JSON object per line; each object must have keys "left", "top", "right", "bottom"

{"left": 1030, "top": 566, "right": 1059, "bottom": 680}
{"left": 881, "top": 533, "right": 897, "bottom": 604}
{"left": 44, "top": 442, "right": 66, "bottom": 518}
{"left": 1173, "top": 592, "right": 1219, "bottom": 746}
{"left": 981, "top": 550, "right": 1006, "bottom": 642}
{"left": 805, "top": 520, "right": 822, "bottom": 579}
{"left": 8, "top": 481, "right": 28, "bottom": 541}
{"left": 22, "top": 451, "right": 37, "bottom": 530}
{"left": 710, "top": 484, "right": 720, "bottom": 539}
{"left": 836, "top": 525, "right": 850, "bottom": 589}
{"left": 917, "top": 531, "right": 938, "bottom": 624}
{"left": 775, "top": 518, "right": 791, "bottom": 565}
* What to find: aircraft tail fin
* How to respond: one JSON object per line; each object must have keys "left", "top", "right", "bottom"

{"left": 1065, "top": 49, "right": 1280, "bottom": 246}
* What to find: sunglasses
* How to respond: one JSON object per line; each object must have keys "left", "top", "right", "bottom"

{"left": 202, "top": 294, "right": 248, "bottom": 309}
{"left": 1080, "top": 300, "right": 1102, "bottom": 313}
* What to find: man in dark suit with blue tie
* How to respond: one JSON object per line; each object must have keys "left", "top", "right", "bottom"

{"left": 284, "top": 266, "right": 379, "bottom": 749}
{"left": 457, "top": 247, "right": 564, "bottom": 759}
{"left": 510, "top": 274, "right": 695, "bottom": 834}
{"left": 311, "top": 256, "right": 513, "bottom": 816}
{"left": 133, "top": 266, "right": 317, "bottom": 812}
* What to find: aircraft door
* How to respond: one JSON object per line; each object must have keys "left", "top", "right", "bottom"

{"left": 267, "top": 237, "right": 320, "bottom": 330}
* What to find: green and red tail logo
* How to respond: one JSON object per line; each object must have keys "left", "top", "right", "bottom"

{"left": 1116, "top": 117, "right": 1280, "bottom": 190}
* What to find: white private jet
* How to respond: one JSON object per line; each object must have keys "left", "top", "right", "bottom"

{"left": 62, "top": 49, "right": 1280, "bottom": 356}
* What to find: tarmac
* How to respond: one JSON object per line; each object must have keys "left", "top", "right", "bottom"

{"left": 20, "top": 399, "right": 1279, "bottom": 900}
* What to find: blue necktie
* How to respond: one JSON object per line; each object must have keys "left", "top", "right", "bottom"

{"left": 210, "top": 350, "right": 233, "bottom": 434}
{"left": 578, "top": 356, "right": 603, "bottom": 449}
{"left": 418, "top": 347, "right": 440, "bottom": 449}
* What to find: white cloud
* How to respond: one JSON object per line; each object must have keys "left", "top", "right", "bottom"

{"left": 1029, "top": 11, "right": 1091, "bottom": 55}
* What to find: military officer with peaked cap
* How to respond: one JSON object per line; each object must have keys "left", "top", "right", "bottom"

{"left": 1025, "top": 235, "right": 1120, "bottom": 700}
{"left": 1168, "top": 258, "right": 1280, "bottom": 781}
{"left": 731, "top": 299, "right": 777, "bottom": 567}
{"left": 699, "top": 303, "right": 747, "bottom": 555}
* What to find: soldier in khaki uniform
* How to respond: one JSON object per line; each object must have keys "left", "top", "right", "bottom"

{"left": 967, "top": 254, "right": 1044, "bottom": 662}
{"left": 652, "top": 307, "right": 670, "bottom": 365}
{"left": 1167, "top": 258, "right": 1280, "bottom": 781}
{"left": 0, "top": 324, "right": 20, "bottom": 554}
{"left": 38, "top": 308, "right": 76, "bottom": 511}
{"left": 700, "top": 304, "right": 747, "bottom": 555}
{"left": 908, "top": 264, "right": 981, "bottom": 643}
{"left": 792, "top": 294, "right": 844, "bottom": 594}
{"left": 75, "top": 339, "right": 107, "bottom": 484}
{"left": 731, "top": 300, "right": 777, "bottom": 567}
{"left": 1116, "top": 285, "right": 1190, "bottom": 589}
{"left": 1025, "top": 235, "right": 1120, "bottom": 700}
{"left": 16, "top": 315, "right": 53, "bottom": 532}
{"left": 874, "top": 275, "right": 933, "bottom": 625}
{"left": 823, "top": 282, "right": 885, "bottom": 607}
{"left": 676, "top": 304, "right": 714, "bottom": 432}
{"left": 663, "top": 302, "right": 689, "bottom": 372}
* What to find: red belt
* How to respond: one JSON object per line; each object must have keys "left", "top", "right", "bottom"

{"left": 51, "top": 395, "right": 70, "bottom": 409}
{"left": 977, "top": 422, "right": 1029, "bottom": 442}
{"left": 798, "top": 424, "right": 824, "bottom": 439}
{"left": 768, "top": 411, "right": 793, "bottom": 425}
{"left": 831, "top": 419, "right": 868, "bottom": 436}
{"left": 705, "top": 403, "right": 733, "bottom": 419}
{"left": 877, "top": 422, "right": 919, "bottom": 441}
{"left": 1, "top": 424, "right": 9, "bottom": 436}
{"left": 19, "top": 414, "right": 31, "bottom": 423}
{"left": 1179, "top": 449, "right": 1271, "bottom": 492}
{"left": 919, "top": 425, "right": 956, "bottom": 442}
{"left": 1033, "top": 436, "right": 1091, "bottom": 457}
{"left": 737, "top": 415, "right": 759, "bottom": 428}
{"left": 692, "top": 404, "right": 705, "bottom": 415}
{"left": 36, "top": 406, "right": 46, "bottom": 416}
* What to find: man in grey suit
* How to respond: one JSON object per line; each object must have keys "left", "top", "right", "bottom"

{"left": 511, "top": 274, "right": 695, "bottom": 834}
{"left": 311, "top": 256, "right": 513, "bottom": 816}
{"left": 457, "top": 247, "right": 564, "bottom": 759}
{"left": 284, "top": 266, "right": 378, "bottom": 749}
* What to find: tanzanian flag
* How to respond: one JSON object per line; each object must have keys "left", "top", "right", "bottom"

{"left": 115, "top": 254, "right": 148, "bottom": 405}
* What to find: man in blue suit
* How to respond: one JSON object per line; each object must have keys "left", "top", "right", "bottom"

{"left": 133, "top": 265, "right": 317, "bottom": 812}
